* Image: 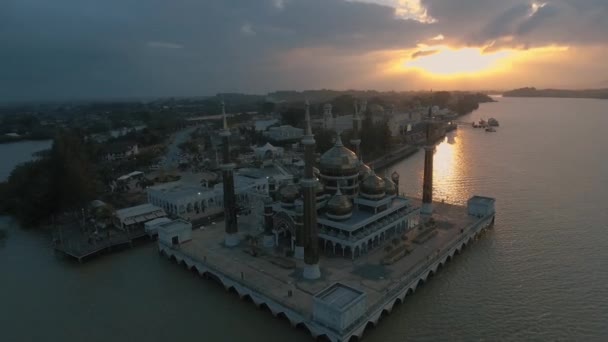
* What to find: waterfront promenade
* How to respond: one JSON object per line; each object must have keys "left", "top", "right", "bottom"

{"left": 159, "top": 200, "right": 495, "bottom": 341}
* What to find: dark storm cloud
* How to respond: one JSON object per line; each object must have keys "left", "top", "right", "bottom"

{"left": 0, "top": 0, "right": 434, "bottom": 100}
{"left": 1, "top": 0, "right": 608, "bottom": 101}
{"left": 421, "top": 0, "right": 608, "bottom": 47}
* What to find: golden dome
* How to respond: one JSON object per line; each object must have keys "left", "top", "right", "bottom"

{"left": 326, "top": 188, "right": 353, "bottom": 219}
{"left": 383, "top": 173, "right": 397, "bottom": 195}
{"left": 319, "top": 135, "right": 359, "bottom": 174}
{"left": 361, "top": 172, "right": 386, "bottom": 198}
{"left": 278, "top": 184, "right": 300, "bottom": 203}
{"left": 358, "top": 162, "right": 372, "bottom": 180}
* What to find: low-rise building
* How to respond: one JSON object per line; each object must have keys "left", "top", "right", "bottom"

{"left": 113, "top": 203, "right": 166, "bottom": 230}
{"left": 105, "top": 142, "right": 139, "bottom": 161}
{"left": 263, "top": 125, "right": 303, "bottom": 143}
{"left": 158, "top": 219, "right": 192, "bottom": 246}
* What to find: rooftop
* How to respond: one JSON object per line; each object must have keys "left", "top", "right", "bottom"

{"left": 315, "top": 283, "right": 365, "bottom": 310}
{"left": 468, "top": 196, "right": 496, "bottom": 205}
{"left": 318, "top": 196, "right": 412, "bottom": 231}
{"left": 148, "top": 181, "right": 212, "bottom": 201}
{"left": 158, "top": 219, "right": 192, "bottom": 234}
{"left": 115, "top": 203, "right": 165, "bottom": 220}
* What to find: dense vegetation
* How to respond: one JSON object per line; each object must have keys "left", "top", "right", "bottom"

{"left": 0, "top": 130, "right": 99, "bottom": 226}
{"left": 503, "top": 87, "right": 608, "bottom": 99}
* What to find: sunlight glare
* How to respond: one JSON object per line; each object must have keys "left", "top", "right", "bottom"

{"left": 405, "top": 47, "right": 513, "bottom": 76}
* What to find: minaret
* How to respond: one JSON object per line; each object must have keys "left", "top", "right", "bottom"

{"left": 323, "top": 103, "right": 333, "bottom": 130}
{"left": 301, "top": 101, "right": 321, "bottom": 279}
{"left": 294, "top": 200, "right": 304, "bottom": 260}
{"left": 391, "top": 171, "right": 400, "bottom": 195}
{"left": 421, "top": 107, "right": 435, "bottom": 215}
{"left": 263, "top": 197, "right": 274, "bottom": 248}
{"left": 220, "top": 102, "right": 239, "bottom": 246}
{"left": 351, "top": 101, "right": 362, "bottom": 159}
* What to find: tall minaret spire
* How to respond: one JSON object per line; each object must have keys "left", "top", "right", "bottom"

{"left": 351, "top": 100, "right": 362, "bottom": 160}
{"left": 305, "top": 100, "right": 312, "bottom": 135}
{"left": 220, "top": 101, "right": 239, "bottom": 246}
{"left": 421, "top": 102, "right": 435, "bottom": 215}
{"left": 222, "top": 101, "right": 228, "bottom": 131}
{"left": 301, "top": 100, "right": 321, "bottom": 280}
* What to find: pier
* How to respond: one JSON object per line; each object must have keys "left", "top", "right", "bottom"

{"left": 158, "top": 199, "right": 495, "bottom": 341}
{"left": 53, "top": 226, "right": 149, "bottom": 262}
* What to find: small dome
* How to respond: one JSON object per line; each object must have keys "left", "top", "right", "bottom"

{"left": 314, "top": 178, "right": 325, "bottom": 194}
{"left": 319, "top": 135, "right": 359, "bottom": 174}
{"left": 361, "top": 172, "right": 386, "bottom": 198}
{"left": 278, "top": 184, "right": 300, "bottom": 203}
{"left": 383, "top": 174, "right": 397, "bottom": 195}
{"left": 358, "top": 162, "right": 372, "bottom": 180}
{"left": 326, "top": 188, "right": 353, "bottom": 219}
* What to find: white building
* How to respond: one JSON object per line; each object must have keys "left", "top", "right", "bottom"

{"left": 158, "top": 219, "right": 192, "bottom": 246}
{"left": 313, "top": 283, "right": 367, "bottom": 333}
{"left": 147, "top": 181, "right": 220, "bottom": 221}
{"left": 254, "top": 119, "right": 279, "bottom": 132}
{"left": 254, "top": 142, "right": 284, "bottom": 161}
{"left": 144, "top": 217, "right": 172, "bottom": 237}
{"left": 263, "top": 125, "right": 304, "bottom": 142}
{"left": 147, "top": 164, "right": 290, "bottom": 222}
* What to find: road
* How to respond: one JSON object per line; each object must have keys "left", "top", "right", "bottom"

{"left": 162, "top": 126, "right": 197, "bottom": 170}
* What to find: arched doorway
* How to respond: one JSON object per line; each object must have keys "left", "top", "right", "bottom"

{"left": 272, "top": 212, "right": 296, "bottom": 253}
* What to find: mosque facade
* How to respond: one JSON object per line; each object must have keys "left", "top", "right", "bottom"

{"left": 263, "top": 102, "right": 421, "bottom": 268}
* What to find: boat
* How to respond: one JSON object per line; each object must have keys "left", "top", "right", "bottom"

{"left": 488, "top": 118, "right": 499, "bottom": 127}
{"left": 485, "top": 127, "right": 496, "bottom": 132}
{"left": 476, "top": 119, "right": 487, "bottom": 128}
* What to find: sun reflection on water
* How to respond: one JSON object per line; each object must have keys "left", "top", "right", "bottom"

{"left": 432, "top": 134, "right": 468, "bottom": 205}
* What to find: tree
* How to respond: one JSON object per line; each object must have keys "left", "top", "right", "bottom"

{"left": 432, "top": 91, "right": 452, "bottom": 108}
{"left": 315, "top": 129, "right": 336, "bottom": 154}
{"left": 280, "top": 107, "right": 304, "bottom": 127}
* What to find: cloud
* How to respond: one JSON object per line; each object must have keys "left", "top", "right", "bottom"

{"left": 146, "top": 41, "right": 184, "bottom": 49}
{"left": 411, "top": 49, "right": 439, "bottom": 58}
{"left": 240, "top": 23, "right": 256, "bottom": 36}
{"left": 1, "top": 0, "right": 608, "bottom": 101}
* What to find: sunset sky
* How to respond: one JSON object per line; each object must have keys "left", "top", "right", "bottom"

{"left": 1, "top": 0, "right": 607, "bottom": 101}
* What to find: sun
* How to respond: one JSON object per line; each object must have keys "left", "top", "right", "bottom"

{"left": 404, "top": 46, "right": 513, "bottom": 77}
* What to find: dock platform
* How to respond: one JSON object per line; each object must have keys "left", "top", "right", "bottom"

{"left": 159, "top": 200, "right": 495, "bottom": 341}
{"left": 54, "top": 227, "right": 148, "bottom": 262}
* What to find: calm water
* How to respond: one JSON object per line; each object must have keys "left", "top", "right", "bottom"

{"left": 2, "top": 97, "right": 608, "bottom": 341}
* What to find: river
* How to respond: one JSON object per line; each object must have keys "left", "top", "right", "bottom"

{"left": 1, "top": 97, "right": 607, "bottom": 341}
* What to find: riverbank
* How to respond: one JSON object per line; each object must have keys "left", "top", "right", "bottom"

{"left": 369, "top": 145, "right": 420, "bottom": 171}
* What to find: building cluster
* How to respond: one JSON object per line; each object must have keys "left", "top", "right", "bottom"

{"left": 196, "top": 100, "right": 439, "bottom": 280}
{"left": 112, "top": 98, "right": 440, "bottom": 281}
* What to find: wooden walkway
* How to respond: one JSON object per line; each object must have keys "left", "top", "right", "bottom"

{"left": 53, "top": 227, "right": 148, "bottom": 262}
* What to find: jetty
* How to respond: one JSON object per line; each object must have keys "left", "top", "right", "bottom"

{"left": 53, "top": 226, "right": 148, "bottom": 262}
{"left": 158, "top": 198, "right": 495, "bottom": 342}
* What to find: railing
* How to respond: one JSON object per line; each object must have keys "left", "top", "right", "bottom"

{"left": 343, "top": 214, "right": 492, "bottom": 334}
{"left": 164, "top": 242, "right": 309, "bottom": 318}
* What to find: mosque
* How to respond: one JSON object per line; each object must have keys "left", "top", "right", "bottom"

{"left": 265, "top": 123, "right": 420, "bottom": 264}
{"left": 158, "top": 99, "right": 496, "bottom": 341}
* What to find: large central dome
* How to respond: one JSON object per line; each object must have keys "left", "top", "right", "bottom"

{"left": 319, "top": 135, "right": 359, "bottom": 174}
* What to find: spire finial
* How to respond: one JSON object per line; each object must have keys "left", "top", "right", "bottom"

{"left": 336, "top": 181, "right": 343, "bottom": 196}
{"left": 305, "top": 100, "right": 312, "bottom": 135}
{"left": 222, "top": 101, "right": 228, "bottom": 130}
{"left": 335, "top": 131, "right": 343, "bottom": 147}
